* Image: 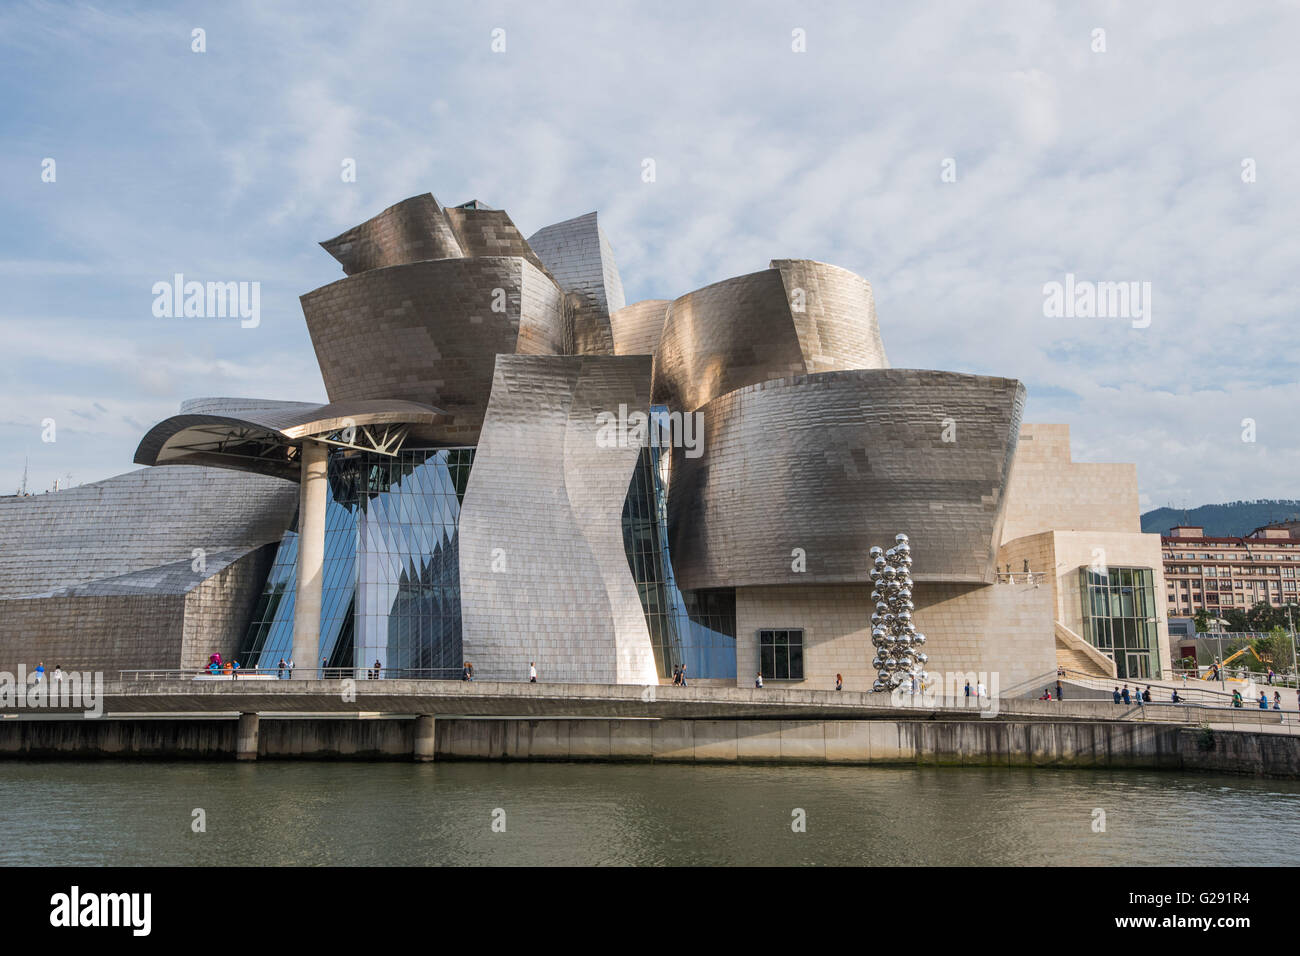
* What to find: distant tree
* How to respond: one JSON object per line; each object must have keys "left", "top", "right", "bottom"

{"left": 1223, "top": 608, "right": 1249, "bottom": 632}
{"left": 1193, "top": 608, "right": 1211, "bottom": 633}
{"left": 1246, "top": 600, "right": 1279, "bottom": 632}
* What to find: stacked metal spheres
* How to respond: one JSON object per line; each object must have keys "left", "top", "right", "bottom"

{"left": 869, "top": 533, "right": 930, "bottom": 693}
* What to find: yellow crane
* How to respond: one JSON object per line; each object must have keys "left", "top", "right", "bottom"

{"left": 1203, "top": 645, "right": 1265, "bottom": 681}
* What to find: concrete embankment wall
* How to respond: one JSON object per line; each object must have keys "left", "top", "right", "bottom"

{"left": 1, "top": 717, "right": 1298, "bottom": 777}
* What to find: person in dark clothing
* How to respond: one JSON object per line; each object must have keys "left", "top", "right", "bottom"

{"left": 1142, "top": 686, "right": 1152, "bottom": 703}
{"left": 835, "top": 673, "right": 843, "bottom": 691}
{"left": 1055, "top": 679, "right": 1064, "bottom": 700}
{"left": 1112, "top": 687, "right": 1121, "bottom": 703}
{"left": 1121, "top": 686, "right": 1131, "bottom": 704}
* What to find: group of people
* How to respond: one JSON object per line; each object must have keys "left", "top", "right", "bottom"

{"left": 1230, "top": 689, "right": 1286, "bottom": 710}
{"left": 29, "top": 661, "right": 65, "bottom": 684}
{"left": 1038, "top": 679, "right": 1067, "bottom": 701}
{"left": 672, "top": 664, "right": 689, "bottom": 686}
{"left": 1112, "top": 684, "right": 1153, "bottom": 704}
{"left": 206, "top": 653, "right": 243, "bottom": 678}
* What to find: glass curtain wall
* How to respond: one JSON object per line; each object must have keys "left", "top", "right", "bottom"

{"left": 1078, "top": 566, "right": 1161, "bottom": 679}
{"left": 241, "top": 447, "right": 473, "bottom": 677}
{"left": 621, "top": 425, "right": 737, "bottom": 679}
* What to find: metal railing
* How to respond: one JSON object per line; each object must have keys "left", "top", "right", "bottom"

{"left": 1057, "top": 667, "right": 1297, "bottom": 712}
{"left": 121, "top": 667, "right": 472, "bottom": 682}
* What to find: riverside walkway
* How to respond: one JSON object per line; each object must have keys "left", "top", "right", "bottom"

{"left": 20, "top": 676, "right": 1295, "bottom": 731}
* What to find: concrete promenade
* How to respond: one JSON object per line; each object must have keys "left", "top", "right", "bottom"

{"left": 4, "top": 680, "right": 1298, "bottom": 775}
{"left": 16, "top": 678, "right": 1296, "bottom": 729}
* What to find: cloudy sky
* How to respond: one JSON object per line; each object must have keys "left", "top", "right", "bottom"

{"left": 2, "top": 0, "right": 1297, "bottom": 510}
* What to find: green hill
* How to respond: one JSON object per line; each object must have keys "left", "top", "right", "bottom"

{"left": 1141, "top": 499, "right": 1300, "bottom": 537}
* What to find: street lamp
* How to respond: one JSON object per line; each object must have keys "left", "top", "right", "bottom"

{"left": 1211, "top": 617, "right": 1228, "bottom": 689}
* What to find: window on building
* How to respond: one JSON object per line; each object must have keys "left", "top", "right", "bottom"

{"left": 758, "top": 628, "right": 804, "bottom": 680}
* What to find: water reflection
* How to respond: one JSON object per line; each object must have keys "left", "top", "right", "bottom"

{"left": 0, "top": 761, "right": 1295, "bottom": 866}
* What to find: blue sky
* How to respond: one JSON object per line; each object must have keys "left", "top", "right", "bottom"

{"left": 2, "top": 0, "right": 1297, "bottom": 510}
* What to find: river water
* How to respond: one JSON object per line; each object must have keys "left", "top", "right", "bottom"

{"left": 0, "top": 761, "right": 1295, "bottom": 866}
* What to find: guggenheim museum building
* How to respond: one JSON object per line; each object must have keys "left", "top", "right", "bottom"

{"left": 0, "top": 193, "right": 1171, "bottom": 689}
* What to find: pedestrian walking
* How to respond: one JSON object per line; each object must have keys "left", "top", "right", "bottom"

{"left": 835, "top": 673, "right": 843, "bottom": 691}
{"left": 33, "top": 661, "right": 44, "bottom": 684}
{"left": 373, "top": 658, "right": 381, "bottom": 680}
{"left": 287, "top": 657, "right": 294, "bottom": 679}
{"left": 977, "top": 681, "right": 987, "bottom": 699}
{"left": 1273, "top": 692, "right": 1282, "bottom": 711}
{"left": 1055, "top": 679, "right": 1063, "bottom": 701}
{"left": 1121, "top": 685, "right": 1131, "bottom": 704}
{"left": 277, "top": 657, "right": 286, "bottom": 679}
{"left": 529, "top": 661, "right": 537, "bottom": 683}
{"left": 965, "top": 680, "right": 972, "bottom": 699}
{"left": 1112, "top": 686, "right": 1121, "bottom": 703}
{"left": 1142, "top": 685, "right": 1152, "bottom": 703}
{"left": 53, "top": 665, "right": 63, "bottom": 685}
{"left": 755, "top": 672, "right": 764, "bottom": 689}
{"left": 680, "top": 666, "right": 688, "bottom": 688}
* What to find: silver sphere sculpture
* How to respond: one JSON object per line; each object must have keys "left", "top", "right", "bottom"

{"left": 870, "top": 533, "right": 927, "bottom": 693}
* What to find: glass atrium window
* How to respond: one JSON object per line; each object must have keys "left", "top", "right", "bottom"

{"left": 1078, "top": 566, "right": 1161, "bottom": 680}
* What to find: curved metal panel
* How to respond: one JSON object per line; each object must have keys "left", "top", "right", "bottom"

{"left": 528, "top": 211, "right": 627, "bottom": 316}
{"left": 443, "top": 206, "right": 553, "bottom": 278}
{"left": 667, "top": 369, "right": 1025, "bottom": 590}
{"left": 0, "top": 466, "right": 296, "bottom": 601}
{"left": 320, "top": 193, "right": 464, "bottom": 275}
{"left": 133, "top": 398, "right": 445, "bottom": 478}
{"left": 652, "top": 261, "right": 890, "bottom": 413}
{"left": 610, "top": 299, "right": 670, "bottom": 356}
{"left": 459, "top": 354, "right": 658, "bottom": 684}
{"left": 301, "top": 257, "right": 566, "bottom": 443}
{"left": 652, "top": 269, "right": 807, "bottom": 412}
{"left": 769, "top": 259, "right": 889, "bottom": 373}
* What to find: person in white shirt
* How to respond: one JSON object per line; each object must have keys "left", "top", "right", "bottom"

{"left": 52, "top": 666, "right": 63, "bottom": 684}
{"left": 529, "top": 661, "right": 537, "bottom": 683}
{"left": 755, "top": 672, "right": 764, "bottom": 689}
{"left": 977, "top": 681, "right": 988, "bottom": 699}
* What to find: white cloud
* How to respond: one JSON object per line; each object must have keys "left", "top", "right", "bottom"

{"left": 0, "top": 0, "right": 1296, "bottom": 511}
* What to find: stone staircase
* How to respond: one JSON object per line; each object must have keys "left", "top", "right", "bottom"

{"left": 1054, "top": 622, "right": 1115, "bottom": 678}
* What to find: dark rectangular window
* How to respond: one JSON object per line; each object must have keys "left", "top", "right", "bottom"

{"left": 758, "top": 628, "right": 805, "bottom": 680}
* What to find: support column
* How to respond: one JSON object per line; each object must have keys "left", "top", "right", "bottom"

{"left": 413, "top": 715, "right": 437, "bottom": 762}
{"left": 293, "top": 440, "right": 328, "bottom": 679}
{"left": 235, "top": 712, "right": 260, "bottom": 761}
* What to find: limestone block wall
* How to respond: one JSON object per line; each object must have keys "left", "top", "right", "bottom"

{"left": 998, "top": 529, "right": 1172, "bottom": 677}
{"left": 1049, "top": 530, "right": 1172, "bottom": 675}
{"left": 1000, "top": 423, "right": 1140, "bottom": 542}
{"left": 733, "top": 579, "right": 1056, "bottom": 693}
